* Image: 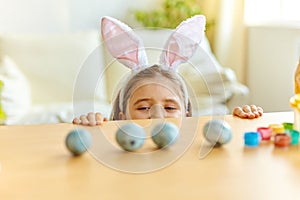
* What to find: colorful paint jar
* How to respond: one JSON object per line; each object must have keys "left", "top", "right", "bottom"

{"left": 268, "top": 124, "right": 285, "bottom": 135}
{"left": 288, "top": 129, "right": 299, "bottom": 145}
{"left": 282, "top": 122, "right": 294, "bottom": 131}
{"left": 257, "top": 127, "right": 272, "bottom": 141}
{"left": 244, "top": 132, "right": 260, "bottom": 147}
{"left": 274, "top": 133, "right": 291, "bottom": 148}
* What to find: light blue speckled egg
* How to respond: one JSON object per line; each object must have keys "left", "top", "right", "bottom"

{"left": 65, "top": 129, "right": 92, "bottom": 156}
{"left": 116, "top": 123, "right": 146, "bottom": 151}
{"left": 203, "top": 120, "right": 232, "bottom": 146}
{"left": 151, "top": 123, "right": 179, "bottom": 148}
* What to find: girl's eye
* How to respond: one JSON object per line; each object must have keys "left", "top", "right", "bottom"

{"left": 137, "top": 107, "right": 150, "bottom": 111}
{"left": 165, "top": 107, "right": 177, "bottom": 111}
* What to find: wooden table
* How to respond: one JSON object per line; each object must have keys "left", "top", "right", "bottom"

{"left": 0, "top": 112, "right": 299, "bottom": 200}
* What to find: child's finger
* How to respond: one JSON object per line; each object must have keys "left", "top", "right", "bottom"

{"left": 242, "top": 105, "right": 251, "bottom": 113}
{"left": 257, "top": 106, "right": 263, "bottom": 116}
{"left": 233, "top": 107, "right": 248, "bottom": 118}
{"left": 87, "top": 112, "right": 97, "bottom": 126}
{"left": 72, "top": 117, "right": 81, "bottom": 124}
{"left": 95, "top": 112, "right": 104, "bottom": 125}
{"left": 242, "top": 105, "right": 255, "bottom": 119}
{"left": 250, "top": 105, "right": 260, "bottom": 117}
{"left": 80, "top": 115, "right": 90, "bottom": 125}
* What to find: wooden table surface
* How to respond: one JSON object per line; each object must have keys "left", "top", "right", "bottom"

{"left": 0, "top": 112, "right": 299, "bottom": 200}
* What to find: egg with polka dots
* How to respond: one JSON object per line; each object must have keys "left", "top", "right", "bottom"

{"left": 116, "top": 123, "right": 146, "bottom": 151}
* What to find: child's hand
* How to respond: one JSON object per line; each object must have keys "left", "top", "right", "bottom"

{"left": 72, "top": 112, "right": 108, "bottom": 126}
{"left": 232, "top": 105, "right": 263, "bottom": 119}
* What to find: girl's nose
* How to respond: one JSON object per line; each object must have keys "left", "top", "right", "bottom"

{"left": 149, "top": 104, "right": 165, "bottom": 119}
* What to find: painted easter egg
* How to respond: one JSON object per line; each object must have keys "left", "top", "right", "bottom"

{"left": 116, "top": 123, "right": 146, "bottom": 151}
{"left": 203, "top": 120, "right": 232, "bottom": 146}
{"left": 65, "top": 129, "right": 92, "bottom": 156}
{"left": 151, "top": 122, "right": 179, "bottom": 148}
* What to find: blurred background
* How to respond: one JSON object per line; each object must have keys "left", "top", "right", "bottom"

{"left": 0, "top": 0, "right": 300, "bottom": 113}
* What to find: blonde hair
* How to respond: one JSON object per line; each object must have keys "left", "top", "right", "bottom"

{"left": 110, "top": 65, "right": 192, "bottom": 120}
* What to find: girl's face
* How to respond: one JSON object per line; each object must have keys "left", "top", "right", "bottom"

{"left": 119, "top": 83, "right": 186, "bottom": 120}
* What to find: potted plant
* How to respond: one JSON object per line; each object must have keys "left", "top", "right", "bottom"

{"left": 134, "top": 0, "right": 210, "bottom": 29}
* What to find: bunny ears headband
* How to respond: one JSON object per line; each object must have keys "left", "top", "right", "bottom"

{"left": 101, "top": 15, "right": 206, "bottom": 71}
{"left": 101, "top": 15, "right": 206, "bottom": 113}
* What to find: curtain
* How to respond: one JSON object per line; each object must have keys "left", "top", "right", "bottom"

{"left": 200, "top": 0, "right": 246, "bottom": 83}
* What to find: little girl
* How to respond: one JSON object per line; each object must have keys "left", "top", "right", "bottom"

{"left": 73, "top": 15, "right": 263, "bottom": 126}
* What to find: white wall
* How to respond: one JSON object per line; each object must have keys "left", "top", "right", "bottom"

{"left": 0, "top": 0, "right": 69, "bottom": 33}
{"left": 0, "top": 0, "right": 161, "bottom": 33}
{"left": 247, "top": 24, "right": 300, "bottom": 112}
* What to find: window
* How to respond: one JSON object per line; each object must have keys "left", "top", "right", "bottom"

{"left": 244, "top": 0, "right": 300, "bottom": 25}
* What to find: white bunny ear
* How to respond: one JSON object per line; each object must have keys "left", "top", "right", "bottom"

{"left": 101, "top": 16, "right": 148, "bottom": 71}
{"left": 159, "top": 15, "right": 206, "bottom": 71}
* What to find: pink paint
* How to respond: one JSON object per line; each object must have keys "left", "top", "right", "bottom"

{"left": 257, "top": 127, "right": 272, "bottom": 140}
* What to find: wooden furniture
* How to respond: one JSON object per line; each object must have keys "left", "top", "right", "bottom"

{"left": 0, "top": 112, "right": 299, "bottom": 200}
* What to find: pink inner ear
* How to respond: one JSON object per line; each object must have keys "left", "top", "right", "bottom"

{"left": 166, "top": 41, "right": 185, "bottom": 68}
{"left": 102, "top": 18, "right": 139, "bottom": 66}
{"left": 166, "top": 38, "right": 188, "bottom": 67}
{"left": 160, "top": 15, "right": 206, "bottom": 69}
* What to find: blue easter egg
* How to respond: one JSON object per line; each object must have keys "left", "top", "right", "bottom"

{"left": 116, "top": 123, "right": 146, "bottom": 151}
{"left": 151, "top": 122, "right": 179, "bottom": 148}
{"left": 65, "top": 129, "right": 92, "bottom": 156}
{"left": 203, "top": 120, "right": 232, "bottom": 146}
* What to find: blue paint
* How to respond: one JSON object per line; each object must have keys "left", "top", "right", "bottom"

{"left": 244, "top": 132, "right": 260, "bottom": 147}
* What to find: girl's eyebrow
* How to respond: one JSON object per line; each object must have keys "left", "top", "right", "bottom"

{"left": 165, "top": 98, "right": 179, "bottom": 103}
{"left": 133, "top": 98, "right": 181, "bottom": 105}
{"left": 164, "top": 99, "right": 181, "bottom": 106}
{"left": 133, "top": 98, "right": 152, "bottom": 105}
